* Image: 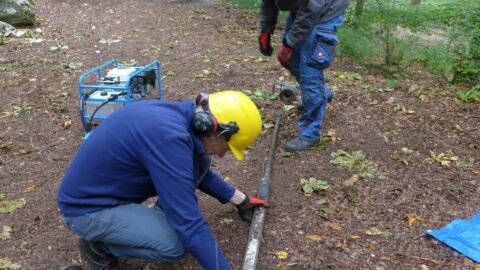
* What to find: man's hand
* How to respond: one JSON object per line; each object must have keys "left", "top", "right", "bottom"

{"left": 277, "top": 39, "right": 293, "bottom": 69}
{"left": 236, "top": 194, "right": 268, "bottom": 222}
{"left": 258, "top": 32, "right": 273, "bottom": 56}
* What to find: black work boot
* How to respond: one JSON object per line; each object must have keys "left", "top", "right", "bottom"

{"left": 77, "top": 238, "right": 125, "bottom": 270}
{"left": 283, "top": 137, "right": 319, "bottom": 152}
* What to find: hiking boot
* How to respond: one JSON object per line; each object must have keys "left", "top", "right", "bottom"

{"left": 283, "top": 137, "right": 319, "bottom": 152}
{"left": 77, "top": 238, "right": 125, "bottom": 270}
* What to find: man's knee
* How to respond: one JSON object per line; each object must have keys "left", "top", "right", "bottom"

{"left": 153, "top": 243, "right": 187, "bottom": 262}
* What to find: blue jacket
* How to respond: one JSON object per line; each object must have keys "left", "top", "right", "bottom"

{"left": 57, "top": 100, "right": 234, "bottom": 269}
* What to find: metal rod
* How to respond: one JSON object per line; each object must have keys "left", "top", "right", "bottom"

{"left": 241, "top": 116, "right": 281, "bottom": 270}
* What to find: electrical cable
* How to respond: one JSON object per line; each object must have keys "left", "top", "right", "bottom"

{"left": 86, "top": 92, "right": 126, "bottom": 131}
{"left": 79, "top": 89, "right": 98, "bottom": 132}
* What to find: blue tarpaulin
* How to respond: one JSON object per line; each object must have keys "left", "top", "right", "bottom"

{"left": 425, "top": 212, "right": 480, "bottom": 263}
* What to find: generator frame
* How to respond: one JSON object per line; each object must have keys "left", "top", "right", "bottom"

{"left": 78, "top": 59, "right": 162, "bottom": 132}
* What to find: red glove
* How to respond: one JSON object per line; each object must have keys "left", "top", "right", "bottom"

{"left": 258, "top": 32, "right": 273, "bottom": 56}
{"left": 236, "top": 195, "right": 268, "bottom": 223}
{"left": 277, "top": 42, "right": 293, "bottom": 69}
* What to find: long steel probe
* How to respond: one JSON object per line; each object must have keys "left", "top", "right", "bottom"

{"left": 241, "top": 116, "right": 281, "bottom": 270}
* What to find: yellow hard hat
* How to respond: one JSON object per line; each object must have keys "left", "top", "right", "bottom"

{"left": 209, "top": 90, "right": 262, "bottom": 161}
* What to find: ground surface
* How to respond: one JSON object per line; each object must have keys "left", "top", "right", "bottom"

{"left": 1, "top": 0, "right": 479, "bottom": 269}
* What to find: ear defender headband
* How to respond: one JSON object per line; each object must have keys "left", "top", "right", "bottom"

{"left": 192, "top": 93, "right": 239, "bottom": 141}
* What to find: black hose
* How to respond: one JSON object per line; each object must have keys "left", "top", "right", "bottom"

{"left": 86, "top": 92, "right": 126, "bottom": 131}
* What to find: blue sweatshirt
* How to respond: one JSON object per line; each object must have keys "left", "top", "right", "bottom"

{"left": 57, "top": 100, "right": 234, "bottom": 269}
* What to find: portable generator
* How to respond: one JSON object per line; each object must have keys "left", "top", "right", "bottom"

{"left": 78, "top": 59, "right": 162, "bottom": 132}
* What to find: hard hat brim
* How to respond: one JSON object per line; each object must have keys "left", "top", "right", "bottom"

{"left": 229, "top": 143, "right": 244, "bottom": 161}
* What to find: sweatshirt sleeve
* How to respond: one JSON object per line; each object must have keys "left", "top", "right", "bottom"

{"left": 259, "top": 0, "right": 279, "bottom": 34}
{"left": 286, "top": 0, "right": 325, "bottom": 48}
{"left": 198, "top": 170, "right": 235, "bottom": 203}
{"left": 142, "top": 135, "right": 231, "bottom": 270}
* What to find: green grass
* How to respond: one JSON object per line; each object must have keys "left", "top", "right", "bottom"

{"left": 223, "top": 0, "right": 288, "bottom": 26}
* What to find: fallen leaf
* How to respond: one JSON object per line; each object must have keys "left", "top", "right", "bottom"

{"left": 22, "top": 184, "right": 37, "bottom": 193}
{"left": 305, "top": 234, "right": 323, "bottom": 241}
{"left": 350, "top": 234, "right": 360, "bottom": 240}
{"left": 272, "top": 251, "right": 288, "bottom": 260}
{"left": 407, "top": 213, "right": 424, "bottom": 226}
{"left": 343, "top": 174, "right": 359, "bottom": 187}
{"left": 0, "top": 258, "right": 21, "bottom": 269}
{"left": 1, "top": 225, "right": 12, "bottom": 240}
{"left": 420, "top": 264, "right": 429, "bottom": 270}
{"left": 327, "top": 222, "right": 342, "bottom": 231}
{"left": 0, "top": 198, "right": 26, "bottom": 214}
{"left": 365, "top": 227, "right": 384, "bottom": 236}
{"left": 63, "top": 120, "right": 72, "bottom": 129}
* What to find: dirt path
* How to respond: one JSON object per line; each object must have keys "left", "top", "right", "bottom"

{"left": 1, "top": 0, "right": 479, "bottom": 269}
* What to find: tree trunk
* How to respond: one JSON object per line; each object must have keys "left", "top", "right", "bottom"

{"left": 355, "top": 0, "right": 365, "bottom": 17}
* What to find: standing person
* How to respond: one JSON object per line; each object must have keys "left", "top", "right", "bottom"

{"left": 58, "top": 91, "right": 267, "bottom": 270}
{"left": 257, "top": 0, "right": 349, "bottom": 152}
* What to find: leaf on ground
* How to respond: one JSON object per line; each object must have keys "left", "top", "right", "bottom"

{"left": 316, "top": 137, "right": 329, "bottom": 151}
{"left": 343, "top": 174, "right": 359, "bottom": 187}
{"left": 279, "top": 148, "right": 296, "bottom": 158}
{"left": 25, "top": 37, "right": 44, "bottom": 44}
{"left": 255, "top": 56, "right": 269, "bottom": 63}
{"left": 60, "top": 62, "right": 82, "bottom": 70}
{"left": 99, "top": 38, "right": 121, "bottom": 45}
{"left": 331, "top": 149, "right": 387, "bottom": 179}
{"left": 300, "top": 178, "right": 329, "bottom": 196}
{"left": 1, "top": 225, "right": 12, "bottom": 241}
{"left": 191, "top": 8, "right": 205, "bottom": 14}
{"left": 305, "top": 234, "right": 323, "bottom": 241}
{"left": 330, "top": 150, "right": 366, "bottom": 170}
{"left": 262, "top": 122, "right": 274, "bottom": 130}
{"left": 50, "top": 41, "right": 69, "bottom": 51}
{"left": 407, "top": 213, "right": 425, "bottom": 226}
{"left": 0, "top": 198, "right": 26, "bottom": 214}
{"left": 4, "top": 102, "right": 33, "bottom": 117}
{"left": 165, "top": 70, "right": 178, "bottom": 77}
{"left": 325, "top": 129, "right": 339, "bottom": 142}
{"left": 334, "top": 71, "right": 362, "bottom": 81}
{"left": 272, "top": 251, "right": 288, "bottom": 260}
{"left": 195, "top": 69, "right": 217, "bottom": 78}
{"left": 22, "top": 184, "right": 37, "bottom": 193}
{"left": 365, "top": 227, "right": 384, "bottom": 236}
{"left": 419, "top": 264, "right": 429, "bottom": 270}
{"left": 327, "top": 222, "right": 342, "bottom": 231}
{"left": 0, "top": 258, "right": 21, "bottom": 270}
{"left": 456, "top": 157, "right": 475, "bottom": 170}
{"left": 0, "top": 142, "right": 13, "bottom": 150}
{"left": 425, "top": 150, "right": 459, "bottom": 167}
{"left": 283, "top": 104, "right": 295, "bottom": 112}
{"left": 118, "top": 59, "right": 138, "bottom": 66}
{"left": 350, "top": 234, "right": 360, "bottom": 240}
{"left": 393, "top": 104, "right": 415, "bottom": 114}
{"left": 63, "top": 120, "right": 72, "bottom": 129}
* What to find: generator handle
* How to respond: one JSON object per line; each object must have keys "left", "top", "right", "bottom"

{"left": 78, "top": 59, "right": 118, "bottom": 97}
